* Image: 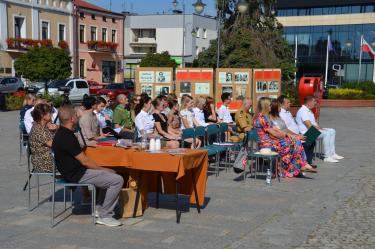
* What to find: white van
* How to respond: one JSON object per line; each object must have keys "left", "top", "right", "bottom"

{"left": 38, "top": 79, "right": 89, "bottom": 101}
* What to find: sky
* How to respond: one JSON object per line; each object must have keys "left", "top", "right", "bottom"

{"left": 88, "top": 0, "right": 217, "bottom": 16}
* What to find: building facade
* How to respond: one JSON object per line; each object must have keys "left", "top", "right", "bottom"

{"left": 123, "top": 14, "right": 217, "bottom": 80}
{"left": 74, "top": 0, "right": 124, "bottom": 84}
{"left": 276, "top": 0, "right": 375, "bottom": 84}
{"left": 0, "top": 0, "right": 73, "bottom": 77}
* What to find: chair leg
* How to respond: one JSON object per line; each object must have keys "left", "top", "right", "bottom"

{"left": 28, "top": 174, "right": 31, "bottom": 211}
{"left": 64, "top": 187, "right": 66, "bottom": 210}
{"left": 37, "top": 175, "right": 40, "bottom": 205}
{"left": 92, "top": 186, "right": 96, "bottom": 224}
{"left": 51, "top": 178, "right": 56, "bottom": 227}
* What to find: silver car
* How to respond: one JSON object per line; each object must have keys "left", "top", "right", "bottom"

{"left": 0, "top": 77, "right": 25, "bottom": 93}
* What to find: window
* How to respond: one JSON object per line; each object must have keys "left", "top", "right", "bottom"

{"left": 202, "top": 47, "right": 206, "bottom": 51}
{"left": 79, "top": 12, "right": 84, "bottom": 18}
{"left": 203, "top": 28, "right": 207, "bottom": 39}
{"left": 14, "top": 17, "right": 26, "bottom": 38}
{"left": 112, "top": 18, "right": 116, "bottom": 23}
{"left": 91, "top": 14, "right": 96, "bottom": 20}
{"left": 102, "top": 28, "right": 107, "bottom": 41}
{"left": 67, "top": 81, "right": 74, "bottom": 89}
{"left": 102, "top": 61, "right": 116, "bottom": 83}
{"left": 58, "top": 24, "right": 65, "bottom": 41}
{"left": 90, "top": 26, "right": 97, "bottom": 41}
{"left": 111, "top": 29, "right": 117, "bottom": 43}
{"left": 41, "top": 21, "right": 49, "bottom": 39}
{"left": 79, "top": 25, "right": 85, "bottom": 43}
{"left": 76, "top": 81, "right": 88, "bottom": 89}
{"left": 79, "top": 59, "right": 85, "bottom": 78}
{"left": 196, "top": 28, "right": 200, "bottom": 38}
{"left": 103, "top": 16, "right": 107, "bottom": 22}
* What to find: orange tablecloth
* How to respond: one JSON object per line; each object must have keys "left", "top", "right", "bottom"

{"left": 85, "top": 147, "right": 208, "bottom": 206}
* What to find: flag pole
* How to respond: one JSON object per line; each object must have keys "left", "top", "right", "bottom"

{"left": 358, "top": 35, "right": 363, "bottom": 84}
{"left": 294, "top": 35, "right": 298, "bottom": 87}
{"left": 324, "top": 35, "right": 330, "bottom": 86}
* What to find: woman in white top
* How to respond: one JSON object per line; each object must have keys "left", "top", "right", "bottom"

{"left": 193, "top": 96, "right": 208, "bottom": 127}
{"left": 134, "top": 94, "right": 155, "bottom": 139}
{"left": 180, "top": 95, "right": 201, "bottom": 148}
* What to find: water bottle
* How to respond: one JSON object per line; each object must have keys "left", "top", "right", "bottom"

{"left": 155, "top": 136, "right": 161, "bottom": 150}
{"left": 266, "top": 169, "right": 272, "bottom": 186}
{"left": 141, "top": 134, "right": 147, "bottom": 150}
{"left": 149, "top": 138, "right": 156, "bottom": 151}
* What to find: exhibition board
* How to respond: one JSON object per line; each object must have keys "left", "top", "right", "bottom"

{"left": 252, "top": 69, "right": 282, "bottom": 111}
{"left": 175, "top": 68, "right": 214, "bottom": 99}
{"left": 135, "top": 67, "right": 174, "bottom": 99}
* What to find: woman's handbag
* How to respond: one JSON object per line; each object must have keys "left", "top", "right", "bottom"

{"left": 233, "top": 134, "right": 249, "bottom": 174}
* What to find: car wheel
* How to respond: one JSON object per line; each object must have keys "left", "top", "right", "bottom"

{"left": 83, "top": 94, "right": 88, "bottom": 100}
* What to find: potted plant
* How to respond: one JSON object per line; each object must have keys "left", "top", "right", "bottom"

{"left": 58, "top": 40, "right": 69, "bottom": 49}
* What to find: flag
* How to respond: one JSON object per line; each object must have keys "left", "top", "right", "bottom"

{"left": 327, "top": 36, "right": 336, "bottom": 54}
{"left": 361, "top": 38, "right": 375, "bottom": 59}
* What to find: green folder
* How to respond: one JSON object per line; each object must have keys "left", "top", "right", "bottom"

{"left": 304, "top": 126, "right": 321, "bottom": 145}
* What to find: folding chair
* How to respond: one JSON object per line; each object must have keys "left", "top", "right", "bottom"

{"left": 206, "top": 124, "right": 227, "bottom": 176}
{"left": 217, "top": 123, "right": 242, "bottom": 169}
{"left": 181, "top": 128, "right": 196, "bottom": 148}
{"left": 19, "top": 121, "right": 29, "bottom": 165}
{"left": 51, "top": 163, "right": 96, "bottom": 227}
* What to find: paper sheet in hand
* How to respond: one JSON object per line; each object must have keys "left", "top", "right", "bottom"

{"left": 304, "top": 126, "right": 321, "bottom": 145}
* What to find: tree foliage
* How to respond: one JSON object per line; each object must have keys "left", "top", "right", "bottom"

{"left": 193, "top": 0, "right": 295, "bottom": 82}
{"left": 14, "top": 47, "right": 72, "bottom": 81}
{"left": 139, "top": 51, "right": 178, "bottom": 68}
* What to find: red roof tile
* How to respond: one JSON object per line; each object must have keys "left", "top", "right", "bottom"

{"left": 75, "top": 0, "right": 113, "bottom": 14}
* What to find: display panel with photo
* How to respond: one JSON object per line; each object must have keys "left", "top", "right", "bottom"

{"left": 139, "top": 71, "right": 154, "bottom": 83}
{"left": 195, "top": 83, "right": 210, "bottom": 95}
{"left": 222, "top": 86, "right": 233, "bottom": 96}
{"left": 180, "top": 81, "right": 191, "bottom": 95}
{"left": 234, "top": 72, "right": 249, "bottom": 84}
{"left": 155, "top": 85, "right": 170, "bottom": 96}
{"left": 218, "top": 72, "right": 232, "bottom": 84}
{"left": 268, "top": 81, "right": 279, "bottom": 93}
{"left": 256, "top": 81, "right": 268, "bottom": 93}
{"left": 141, "top": 84, "right": 153, "bottom": 97}
{"left": 156, "top": 71, "right": 171, "bottom": 83}
{"left": 235, "top": 85, "right": 247, "bottom": 100}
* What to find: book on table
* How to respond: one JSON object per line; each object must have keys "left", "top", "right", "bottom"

{"left": 304, "top": 126, "right": 321, "bottom": 145}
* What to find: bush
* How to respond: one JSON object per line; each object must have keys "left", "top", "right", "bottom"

{"left": 41, "top": 93, "right": 64, "bottom": 108}
{"left": 5, "top": 93, "right": 24, "bottom": 110}
{"left": 328, "top": 88, "right": 375, "bottom": 100}
{"left": 342, "top": 82, "right": 375, "bottom": 95}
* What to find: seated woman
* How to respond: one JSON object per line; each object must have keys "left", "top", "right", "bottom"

{"left": 167, "top": 100, "right": 182, "bottom": 137}
{"left": 134, "top": 94, "right": 155, "bottom": 140}
{"left": 20, "top": 93, "right": 36, "bottom": 122}
{"left": 29, "top": 103, "right": 54, "bottom": 172}
{"left": 193, "top": 96, "right": 209, "bottom": 127}
{"left": 180, "top": 95, "right": 201, "bottom": 148}
{"left": 152, "top": 97, "right": 180, "bottom": 148}
{"left": 253, "top": 97, "right": 316, "bottom": 178}
{"left": 203, "top": 96, "right": 217, "bottom": 123}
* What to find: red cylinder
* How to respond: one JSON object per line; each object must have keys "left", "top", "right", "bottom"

{"left": 298, "top": 77, "right": 323, "bottom": 120}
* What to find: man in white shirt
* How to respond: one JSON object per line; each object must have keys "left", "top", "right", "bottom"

{"left": 278, "top": 95, "right": 315, "bottom": 165}
{"left": 296, "top": 96, "right": 344, "bottom": 163}
{"left": 217, "top": 92, "right": 234, "bottom": 123}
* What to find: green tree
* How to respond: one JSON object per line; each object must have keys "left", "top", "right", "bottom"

{"left": 139, "top": 51, "right": 178, "bottom": 68}
{"left": 14, "top": 47, "right": 72, "bottom": 82}
{"left": 193, "top": 0, "right": 295, "bottom": 82}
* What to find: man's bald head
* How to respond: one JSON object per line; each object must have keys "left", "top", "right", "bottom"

{"left": 58, "top": 105, "right": 77, "bottom": 125}
{"left": 242, "top": 97, "right": 252, "bottom": 111}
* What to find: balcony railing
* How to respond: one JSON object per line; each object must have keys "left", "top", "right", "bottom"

{"left": 6, "top": 38, "right": 54, "bottom": 50}
{"left": 87, "top": 41, "right": 118, "bottom": 52}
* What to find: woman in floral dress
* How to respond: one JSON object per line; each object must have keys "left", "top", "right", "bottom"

{"left": 253, "top": 97, "right": 316, "bottom": 177}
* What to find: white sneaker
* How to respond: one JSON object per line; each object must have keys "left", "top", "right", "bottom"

{"left": 332, "top": 154, "right": 344, "bottom": 160}
{"left": 96, "top": 217, "right": 122, "bottom": 227}
{"left": 324, "top": 157, "right": 339, "bottom": 163}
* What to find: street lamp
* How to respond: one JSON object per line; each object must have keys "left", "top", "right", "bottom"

{"left": 237, "top": 0, "right": 249, "bottom": 14}
{"left": 192, "top": 0, "right": 206, "bottom": 15}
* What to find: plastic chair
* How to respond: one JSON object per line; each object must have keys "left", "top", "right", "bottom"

{"left": 206, "top": 124, "right": 227, "bottom": 176}
{"left": 246, "top": 129, "right": 281, "bottom": 184}
{"left": 217, "top": 123, "right": 242, "bottom": 168}
{"left": 195, "top": 126, "right": 220, "bottom": 175}
{"left": 51, "top": 161, "right": 96, "bottom": 228}
{"left": 19, "top": 120, "right": 29, "bottom": 165}
{"left": 181, "top": 128, "right": 195, "bottom": 148}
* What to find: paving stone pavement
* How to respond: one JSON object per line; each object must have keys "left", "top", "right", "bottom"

{"left": 0, "top": 108, "right": 375, "bottom": 249}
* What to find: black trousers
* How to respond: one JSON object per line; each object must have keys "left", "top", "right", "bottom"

{"left": 303, "top": 141, "right": 316, "bottom": 164}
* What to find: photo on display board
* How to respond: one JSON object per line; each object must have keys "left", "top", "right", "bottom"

{"left": 156, "top": 71, "right": 171, "bottom": 83}
{"left": 155, "top": 86, "right": 170, "bottom": 96}
{"left": 180, "top": 81, "right": 191, "bottom": 94}
{"left": 234, "top": 72, "right": 249, "bottom": 84}
{"left": 195, "top": 83, "right": 210, "bottom": 95}
{"left": 256, "top": 81, "right": 268, "bottom": 93}
{"left": 141, "top": 84, "right": 153, "bottom": 97}
{"left": 139, "top": 71, "right": 154, "bottom": 83}
{"left": 268, "top": 81, "right": 279, "bottom": 93}
{"left": 218, "top": 72, "right": 232, "bottom": 84}
{"left": 235, "top": 85, "right": 247, "bottom": 100}
{"left": 222, "top": 86, "right": 233, "bottom": 96}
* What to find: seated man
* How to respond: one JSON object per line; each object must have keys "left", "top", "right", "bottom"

{"left": 278, "top": 95, "right": 316, "bottom": 166}
{"left": 113, "top": 94, "right": 134, "bottom": 140}
{"left": 52, "top": 105, "right": 124, "bottom": 227}
{"left": 217, "top": 92, "right": 234, "bottom": 124}
{"left": 296, "top": 96, "right": 344, "bottom": 163}
{"left": 235, "top": 97, "right": 253, "bottom": 141}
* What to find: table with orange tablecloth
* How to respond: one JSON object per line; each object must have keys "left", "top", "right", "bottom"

{"left": 85, "top": 146, "right": 209, "bottom": 222}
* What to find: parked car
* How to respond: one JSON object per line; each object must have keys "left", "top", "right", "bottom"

{"left": 87, "top": 80, "right": 108, "bottom": 95}
{"left": 37, "top": 79, "right": 89, "bottom": 101}
{"left": 123, "top": 80, "right": 135, "bottom": 93}
{"left": 25, "top": 80, "right": 49, "bottom": 94}
{"left": 0, "top": 77, "right": 25, "bottom": 93}
{"left": 97, "top": 83, "right": 129, "bottom": 100}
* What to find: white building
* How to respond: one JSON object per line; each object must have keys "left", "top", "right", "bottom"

{"left": 123, "top": 13, "right": 217, "bottom": 78}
